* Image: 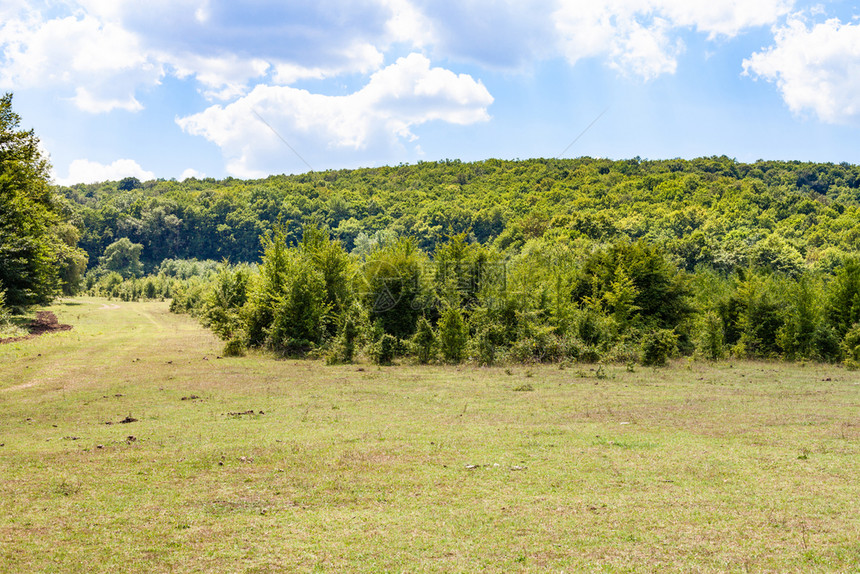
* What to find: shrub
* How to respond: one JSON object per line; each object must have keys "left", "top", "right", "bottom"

{"left": 841, "top": 324, "right": 860, "bottom": 370}
{"left": 327, "top": 306, "right": 361, "bottom": 364}
{"left": 641, "top": 329, "right": 678, "bottom": 366}
{"left": 811, "top": 324, "right": 841, "bottom": 363}
{"left": 471, "top": 327, "right": 496, "bottom": 366}
{"left": 203, "top": 265, "right": 251, "bottom": 340}
{"left": 438, "top": 308, "right": 468, "bottom": 363}
{"left": 223, "top": 338, "right": 246, "bottom": 357}
{"left": 0, "top": 285, "right": 10, "bottom": 326}
{"left": 371, "top": 333, "right": 399, "bottom": 365}
{"left": 412, "top": 317, "right": 436, "bottom": 364}
{"left": 696, "top": 310, "right": 725, "bottom": 360}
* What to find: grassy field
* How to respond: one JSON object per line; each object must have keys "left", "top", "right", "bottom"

{"left": 1, "top": 298, "right": 859, "bottom": 573}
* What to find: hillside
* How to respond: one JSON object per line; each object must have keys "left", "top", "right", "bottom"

{"left": 58, "top": 156, "right": 860, "bottom": 273}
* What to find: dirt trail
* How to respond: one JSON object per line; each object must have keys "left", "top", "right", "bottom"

{"left": 0, "top": 381, "right": 40, "bottom": 393}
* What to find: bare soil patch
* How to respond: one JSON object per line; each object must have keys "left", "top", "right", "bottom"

{"left": 0, "top": 311, "right": 72, "bottom": 344}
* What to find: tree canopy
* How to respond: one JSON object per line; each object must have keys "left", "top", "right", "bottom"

{"left": 0, "top": 93, "right": 87, "bottom": 308}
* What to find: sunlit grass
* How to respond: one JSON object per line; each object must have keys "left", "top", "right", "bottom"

{"left": 1, "top": 298, "right": 859, "bottom": 572}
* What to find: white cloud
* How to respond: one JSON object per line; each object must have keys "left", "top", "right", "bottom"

{"left": 1, "top": 0, "right": 799, "bottom": 117}
{"left": 743, "top": 16, "right": 860, "bottom": 124}
{"left": 655, "top": 0, "right": 795, "bottom": 38}
{"left": 0, "top": 1, "right": 417, "bottom": 112}
{"left": 0, "top": 11, "right": 161, "bottom": 112}
{"left": 73, "top": 87, "right": 143, "bottom": 113}
{"left": 553, "top": 0, "right": 794, "bottom": 79}
{"left": 55, "top": 159, "right": 156, "bottom": 185}
{"left": 270, "top": 43, "right": 384, "bottom": 85}
{"left": 169, "top": 53, "right": 271, "bottom": 100}
{"left": 180, "top": 168, "right": 206, "bottom": 180}
{"left": 381, "top": 0, "right": 436, "bottom": 47}
{"left": 176, "top": 53, "right": 493, "bottom": 177}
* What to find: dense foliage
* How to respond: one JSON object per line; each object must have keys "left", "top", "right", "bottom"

{"left": 0, "top": 94, "right": 87, "bottom": 308}
{"left": 58, "top": 156, "right": 860, "bottom": 275}
{"left": 59, "top": 155, "right": 860, "bottom": 366}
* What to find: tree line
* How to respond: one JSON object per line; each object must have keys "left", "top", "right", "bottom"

{"left": 86, "top": 226, "right": 860, "bottom": 368}
{"left": 59, "top": 155, "right": 860, "bottom": 278}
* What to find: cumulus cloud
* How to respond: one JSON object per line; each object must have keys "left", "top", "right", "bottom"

{"left": 55, "top": 158, "right": 156, "bottom": 185}
{"left": 176, "top": 53, "right": 493, "bottom": 177}
{"left": 99, "top": 0, "right": 400, "bottom": 93}
{"left": 180, "top": 168, "right": 206, "bottom": 180}
{"left": 0, "top": 1, "right": 422, "bottom": 112}
{"left": 743, "top": 16, "right": 860, "bottom": 124}
{"left": 553, "top": 0, "right": 794, "bottom": 79}
{"left": 0, "top": 12, "right": 160, "bottom": 112}
{"left": 0, "top": 0, "right": 800, "bottom": 116}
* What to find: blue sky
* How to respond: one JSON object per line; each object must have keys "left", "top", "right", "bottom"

{"left": 3, "top": 1, "right": 860, "bottom": 184}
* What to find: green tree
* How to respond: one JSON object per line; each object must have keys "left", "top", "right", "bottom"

{"left": 359, "top": 238, "right": 428, "bottom": 338}
{"left": 99, "top": 238, "right": 144, "bottom": 279}
{"left": 0, "top": 93, "right": 86, "bottom": 307}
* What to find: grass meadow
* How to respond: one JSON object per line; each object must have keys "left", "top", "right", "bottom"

{"left": 1, "top": 298, "right": 859, "bottom": 573}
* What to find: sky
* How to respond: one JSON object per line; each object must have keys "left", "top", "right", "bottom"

{"left": 3, "top": 1, "right": 860, "bottom": 185}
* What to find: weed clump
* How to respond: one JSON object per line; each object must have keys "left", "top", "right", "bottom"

{"left": 223, "top": 338, "right": 246, "bottom": 357}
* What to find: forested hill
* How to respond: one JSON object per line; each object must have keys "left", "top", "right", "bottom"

{"left": 58, "top": 156, "right": 860, "bottom": 272}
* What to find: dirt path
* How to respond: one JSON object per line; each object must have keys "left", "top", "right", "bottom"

{"left": 0, "top": 381, "right": 40, "bottom": 393}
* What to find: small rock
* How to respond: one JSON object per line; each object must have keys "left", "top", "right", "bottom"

{"left": 96, "top": 444, "right": 104, "bottom": 449}
{"left": 126, "top": 435, "right": 137, "bottom": 443}
{"left": 465, "top": 464, "right": 479, "bottom": 470}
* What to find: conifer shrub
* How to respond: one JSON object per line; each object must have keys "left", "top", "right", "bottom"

{"left": 697, "top": 310, "right": 725, "bottom": 360}
{"left": 412, "top": 317, "right": 436, "bottom": 364}
{"left": 438, "top": 308, "right": 468, "bottom": 363}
